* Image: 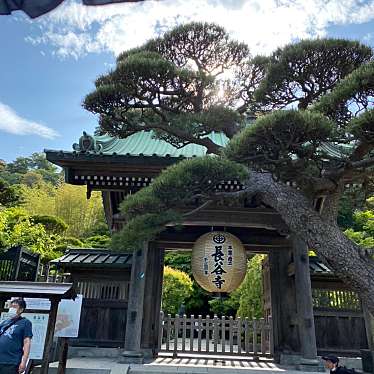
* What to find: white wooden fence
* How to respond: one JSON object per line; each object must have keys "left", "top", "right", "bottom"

{"left": 159, "top": 312, "right": 273, "bottom": 357}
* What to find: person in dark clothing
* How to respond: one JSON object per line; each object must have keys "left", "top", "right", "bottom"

{"left": 0, "top": 299, "right": 33, "bottom": 374}
{"left": 322, "top": 355, "right": 354, "bottom": 374}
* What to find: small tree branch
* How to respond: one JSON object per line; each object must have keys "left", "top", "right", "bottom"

{"left": 147, "top": 122, "right": 223, "bottom": 154}
{"left": 182, "top": 200, "right": 213, "bottom": 218}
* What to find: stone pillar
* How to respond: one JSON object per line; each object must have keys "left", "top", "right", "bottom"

{"left": 292, "top": 236, "right": 319, "bottom": 370}
{"left": 120, "top": 242, "right": 149, "bottom": 364}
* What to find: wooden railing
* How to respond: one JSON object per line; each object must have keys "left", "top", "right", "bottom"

{"left": 77, "top": 280, "right": 128, "bottom": 300}
{"left": 159, "top": 312, "right": 273, "bottom": 357}
{"left": 312, "top": 288, "right": 361, "bottom": 311}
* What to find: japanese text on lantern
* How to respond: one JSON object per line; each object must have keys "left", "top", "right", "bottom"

{"left": 211, "top": 233, "right": 227, "bottom": 289}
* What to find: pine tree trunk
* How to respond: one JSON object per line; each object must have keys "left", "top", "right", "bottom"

{"left": 245, "top": 172, "right": 374, "bottom": 314}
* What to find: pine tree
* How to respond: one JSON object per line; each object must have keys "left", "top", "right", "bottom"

{"left": 84, "top": 23, "right": 374, "bottom": 313}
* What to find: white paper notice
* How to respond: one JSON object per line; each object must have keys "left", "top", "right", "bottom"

{"left": 54, "top": 295, "right": 83, "bottom": 338}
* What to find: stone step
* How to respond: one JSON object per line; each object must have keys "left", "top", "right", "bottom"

{"left": 33, "top": 368, "right": 112, "bottom": 374}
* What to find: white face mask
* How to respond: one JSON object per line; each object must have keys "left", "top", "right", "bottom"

{"left": 8, "top": 308, "right": 17, "bottom": 317}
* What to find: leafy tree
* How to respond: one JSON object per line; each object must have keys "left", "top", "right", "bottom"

{"left": 31, "top": 215, "right": 68, "bottom": 235}
{"left": 5, "top": 157, "right": 30, "bottom": 174}
{"left": 0, "top": 179, "right": 22, "bottom": 207}
{"left": 345, "top": 197, "right": 374, "bottom": 254}
{"left": 0, "top": 208, "right": 61, "bottom": 261}
{"left": 162, "top": 266, "right": 193, "bottom": 315}
{"left": 21, "top": 182, "right": 105, "bottom": 238}
{"left": 237, "top": 255, "right": 265, "bottom": 320}
{"left": 164, "top": 252, "right": 192, "bottom": 274}
{"left": 0, "top": 153, "right": 61, "bottom": 186}
{"left": 164, "top": 252, "right": 212, "bottom": 315}
{"left": 209, "top": 289, "right": 241, "bottom": 316}
{"left": 21, "top": 171, "right": 45, "bottom": 187}
{"left": 84, "top": 235, "right": 111, "bottom": 248}
{"left": 84, "top": 23, "right": 374, "bottom": 313}
{"left": 83, "top": 220, "right": 110, "bottom": 237}
{"left": 254, "top": 39, "right": 372, "bottom": 111}
{"left": 55, "top": 236, "right": 85, "bottom": 253}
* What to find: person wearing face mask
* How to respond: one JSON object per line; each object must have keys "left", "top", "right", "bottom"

{"left": 0, "top": 299, "right": 32, "bottom": 374}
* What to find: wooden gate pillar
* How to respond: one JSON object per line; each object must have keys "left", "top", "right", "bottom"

{"left": 120, "top": 242, "right": 149, "bottom": 364}
{"left": 292, "top": 236, "right": 318, "bottom": 367}
{"left": 268, "top": 249, "right": 299, "bottom": 362}
{"left": 363, "top": 303, "right": 374, "bottom": 351}
{"left": 141, "top": 246, "right": 165, "bottom": 357}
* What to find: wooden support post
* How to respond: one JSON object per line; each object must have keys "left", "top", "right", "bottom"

{"left": 40, "top": 297, "right": 60, "bottom": 374}
{"left": 363, "top": 303, "right": 374, "bottom": 351}
{"left": 57, "top": 338, "right": 69, "bottom": 374}
{"left": 12, "top": 247, "right": 22, "bottom": 280}
{"left": 141, "top": 245, "right": 164, "bottom": 357}
{"left": 268, "top": 249, "right": 299, "bottom": 361}
{"left": 120, "top": 242, "right": 149, "bottom": 363}
{"left": 292, "top": 236, "right": 318, "bottom": 366}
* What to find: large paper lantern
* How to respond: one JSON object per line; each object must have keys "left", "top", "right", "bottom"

{"left": 191, "top": 231, "right": 247, "bottom": 293}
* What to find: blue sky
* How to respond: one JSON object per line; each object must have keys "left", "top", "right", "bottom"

{"left": 1, "top": 0, "right": 374, "bottom": 162}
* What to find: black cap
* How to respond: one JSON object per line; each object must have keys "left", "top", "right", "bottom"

{"left": 322, "top": 355, "right": 339, "bottom": 364}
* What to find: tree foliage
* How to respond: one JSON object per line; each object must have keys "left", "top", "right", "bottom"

{"left": 21, "top": 182, "right": 105, "bottom": 238}
{"left": 225, "top": 110, "right": 334, "bottom": 188}
{"left": 255, "top": 39, "right": 372, "bottom": 111}
{"left": 162, "top": 266, "right": 193, "bottom": 315}
{"left": 208, "top": 288, "right": 241, "bottom": 316}
{"left": 84, "top": 235, "right": 111, "bottom": 248}
{"left": 84, "top": 22, "right": 269, "bottom": 153}
{"left": 0, "top": 153, "right": 61, "bottom": 186}
{"left": 0, "top": 178, "right": 22, "bottom": 208}
{"left": 85, "top": 23, "right": 374, "bottom": 312}
{"left": 345, "top": 197, "right": 374, "bottom": 253}
{"left": 31, "top": 214, "right": 68, "bottom": 235}
{"left": 112, "top": 157, "right": 247, "bottom": 250}
{"left": 237, "top": 255, "right": 265, "bottom": 320}
{"left": 0, "top": 208, "right": 61, "bottom": 261}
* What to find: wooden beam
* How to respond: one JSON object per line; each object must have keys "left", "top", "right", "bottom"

{"left": 155, "top": 228, "right": 290, "bottom": 247}
{"left": 154, "top": 241, "right": 290, "bottom": 252}
{"left": 112, "top": 208, "right": 288, "bottom": 233}
{"left": 178, "top": 208, "right": 288, "bottom": 232}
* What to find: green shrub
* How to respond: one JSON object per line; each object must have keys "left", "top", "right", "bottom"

{"left": 162, "top": 266, "right": 193, "bottom": 315}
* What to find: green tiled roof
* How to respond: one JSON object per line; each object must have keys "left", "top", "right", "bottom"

{"left": 94, "top": 131, "right": 229, "bottom": 158}
{"left": 90, "top": 130, "right": 352, "bottom": 159}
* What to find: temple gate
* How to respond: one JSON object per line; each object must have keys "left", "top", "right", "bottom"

{"left": 45, "top": 130, "right": 371, "bottom": 366}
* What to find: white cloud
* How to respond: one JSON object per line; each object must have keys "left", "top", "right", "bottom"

{"left": 25, "top": 0, "right": 374, "bottom": 59}
{"left": 0, "top": 102, "right": 59, "bottom": 139}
